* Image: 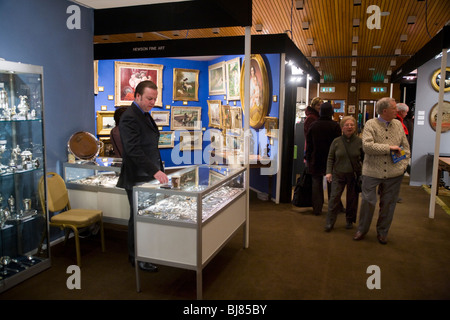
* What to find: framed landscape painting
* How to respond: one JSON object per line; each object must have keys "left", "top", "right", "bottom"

{"left": 158, "top": 131, "right": 174, "bottom": 148}
{"left": 226, "top": 57, "right": 240, "bottom": 100}
{"left": 171, "top": 106, "right": 202, "bottom": 130}
{"left": 151, "top": 110, "right": 170, "bottom": 127}
{"left": 207, "top": 100, "right": 222, "bottom": 128}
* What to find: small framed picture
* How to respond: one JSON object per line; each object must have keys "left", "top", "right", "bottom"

{"left": 207, "top": 100, "right": 222, "bottom": 128}
{"left": 96, "top": 111, "right": 115, "bottom": 135}
{"left": 179, "top": 131, "right": 203, "bottom": 151}
{"left": 348, "top": 105, "right": 356, "bottom": 114}
{"left": 208, "top": 61, "right": 226, "bottom": 95}
{"left": 171, "top": 106, "right": 202, "bottom": 130}
{"left": 226, "top": 57, "right": 241, "bottom": 100}
{"left": 264, "top": 116, "right": 279, "bottom": 138}
{"left": 158, "top": 131, "right": 174, "bottom": 148}
{"left": 151, "top": 110, "right": 170, "bottom": 126}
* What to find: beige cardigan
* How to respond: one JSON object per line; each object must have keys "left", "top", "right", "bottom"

{"left": 362, "top": 118, "right": 410, "bottom": 179}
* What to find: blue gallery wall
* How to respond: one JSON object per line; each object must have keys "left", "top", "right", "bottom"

{"left": 0, "top": 0, "right": 94, "bottom": 174}
{"left": 95, "top": 53, "right": 281, "bottom": 195}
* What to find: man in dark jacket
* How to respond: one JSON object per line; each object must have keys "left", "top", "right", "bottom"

{"left": 305, "top": 102, "right": 342, "bottom": 215}
{"left": 117, "top": 80, "right": 168, "bottom": 272}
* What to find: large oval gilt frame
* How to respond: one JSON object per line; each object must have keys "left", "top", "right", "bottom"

{"left": 430, "top": 67, "right": 450, "bottom": 93}
{"left": 239, "top": 54, "right": 270, "bottom": 129}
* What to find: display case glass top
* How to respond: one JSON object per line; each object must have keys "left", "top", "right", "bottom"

{"left": 135, "top": 165, "right": 246, "bottom": 223}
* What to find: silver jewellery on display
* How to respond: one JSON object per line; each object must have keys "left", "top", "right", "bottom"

{"left": 0, "top": 94, "right": 37, "bottom": 121}
{"left": 0, "top": 143, "right": 40, "bottom": 175}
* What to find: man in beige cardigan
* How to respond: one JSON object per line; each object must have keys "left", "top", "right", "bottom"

{"left": 353, "top": 97, "right": 410, "bottom": 244}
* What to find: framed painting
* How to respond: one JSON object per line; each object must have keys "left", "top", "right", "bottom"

{"left": 226, "top": 57, "right": 241, "bottom": 100}
{"left": 179, "top": 131, "right": 203, "bottom": 151}
{"left": 429, "top": 100, "right": 450, "bottom": 133}
{"left": 230, "top": 106, "right": 242, "bottom": 130}
{"left": 94, "top": 60, "right": 99, "bottom": 95}
{"left": 221, "top": 105, "right": 232, "bottom": 129}
{"left": 208, "top": 61, "right": 226, "bottom": 95}
{"left": 114, "top": 61, "right": 164, "bottom": 107}
{"left": 173, "top": 68, "right": 199, "bottom": 101}
{"left": 99, "top": 136, "right": 113, "bottom": 157}
{"left": 207, "top": 100, "right": 222, "bottom": 128}
{"left": 208, "top": 128, "right": 223, "bottom": 152}
{"left": 96, "top": 111, "right": 115, "bottom": 135}
{"left": 225, "top": 132, "right": 242, "bottom": 152}
{"left": 151, "top": 110, "right": 170, "bottom": 127}
{"left": 239, "top": 54, "right": 270, "bottom": 129}
{"left": 264, "top": 116, "right": 279, "bottom": 138}
{"left": 171, "top": 106, "right": 202, "bottom": 130}
{"left": 158, "top": 131, "right": 174, "bottom": 148}
{"left": 431, "top": 67, "right": 450, "bottom": 93}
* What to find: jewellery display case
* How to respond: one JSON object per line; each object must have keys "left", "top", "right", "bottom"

{"left": 0, "top": 60, "right": 50, "bottom": 292}
{"left": 133, "top": 164, "right": 248, "bottom": 299}
{"left": 64, "top": 158, "right": 129, "bottom": 224}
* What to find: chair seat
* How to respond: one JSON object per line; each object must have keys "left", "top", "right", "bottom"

{"left": 51, "top": 209, "right": 102, "bottom": 226}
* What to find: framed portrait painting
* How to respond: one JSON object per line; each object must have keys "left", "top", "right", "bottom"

{"left": 208, "top": 61, "right": 226, "bottom": 95}
{"left": 173, "top": 68, "right": 199, "bottom": 101}
{"left": 114, "top": 61, "right": 163, "bottom": 107}
{"left": 96, "top": 111, "right": 115, "bottom": 135}
{"left": 151, "top": 110, "right": 170, "bottom": 127}
{"left": 226, "top": 57, "right": 241, "bottom": 100}
{"left": 171, "top": 106, "right": 202, "bottom": 130}
{"left": 207, "top": 100, "right": 222, "bottom": 128}
{"left": 431, "top": 67, "right": 450, "bottom": 93}
{"left": 239, "top": 54, "right": 270, "bottom": 129}
{"left": 429, "top": 100, "right": 450, "bottom": 133}
{"left": 158, "top": 131, "right": 174, "bottom": 148}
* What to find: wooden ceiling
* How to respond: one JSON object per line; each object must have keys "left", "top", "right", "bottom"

{"left": 91, "top": 0, "right": 450, "bottom": 84}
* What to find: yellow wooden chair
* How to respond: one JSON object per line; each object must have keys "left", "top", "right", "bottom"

{"left": 39, "top": 172, "right": 105, "bottom": 267}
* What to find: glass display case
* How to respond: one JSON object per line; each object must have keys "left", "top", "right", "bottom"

{"left": 133, "top": 165, "right": 248, "bottom": 299}
{"left": 0, "top": 60, "right": 50, "bottom": 292}
{"left": 64, "top": 158, "right": 128, "bottom": 224}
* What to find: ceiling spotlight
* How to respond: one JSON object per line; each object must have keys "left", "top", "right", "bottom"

{"left": 351, "top": 70, "right": 356, "bottom": 76}
{"left": 351, "top": 78, "right": 356, "bottom": 83}
{"left": 302, "top": 21, "right": 310, "bottom": 30}
{"left": 352, "top": 36, "right": 359, "bottom": 43}
{"left": 101, "top": 35, "right": 109, "bottom": 40}
{"left": 353, "top": 0, "right": 361, "bottom": 6}
{"left": 212, "top": 28, "right": 220, "bottom": 34}
{"left": 315, "top": 61, "right": 320, "bottom": 67}
{"left": 353, "top": 18, "right": 360, "bottom": 27}
{"left": 387, "top": 70, "right": 392, "bottom": 75}
{"left": 390, "top": 59, "right": 396, "bottom": 66}
{"left": 400, "top": 34, "right": 408, "bottom": 42}
{"left": 255, "top": 24, "right": 263, "bottom": 32}
{"left": 352, "top": 60, "right": 357, "bottom": 67}
{"left": 172, "top": 30, "right": 180, "bottom": 36}
{"left": 136, "top": 33, "right": 143, "bottom": 38}
{"left": 307, "top": 38, "right": 314, "bottom": 45}
{"left": 352, "top": 49, "right": 358, "bottom": 56}
{"left": 407, "top": 16, "right": 416, "bottom": 24}
{"left": 395, "top": 48, "right": 401, "bottom": 55}
{"left": 311, "top": 50, "right": 317, "bottom": 57}
{"left": 296, "top": 0, "right": 304, "bottom": 10}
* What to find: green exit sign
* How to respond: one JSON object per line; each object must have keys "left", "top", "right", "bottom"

{"left": 320, "top": 87, "right": 335, "bottom": 93}
{"left": 371, "top": 87, "right": 387, "bottom": 93}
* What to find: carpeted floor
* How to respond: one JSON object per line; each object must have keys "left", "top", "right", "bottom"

{"left": 1, "top": 176, "right": 450, "bottom": 301}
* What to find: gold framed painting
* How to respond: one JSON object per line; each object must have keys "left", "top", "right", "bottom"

{"left": 179, "top": 131, "right": 203, "bottom": 151}
{"left": 96, "top": 111, "right": 115, "bottom": 135}
{"left": 226, "top": 57, "right": 241, "bottom": 100}
{"left": 239, "top": 54, "right": 270, "bottom": 129}
{"left": 151, "top": 110, "right": 170, "bottom": 127}
{"left": 173, "top": 68, "right": 199, "bottom": 101}
{"left": 208, "top": 128, "right": 224, "bottom": 152}
{"left": 431, "top": 67, "right": 450, "bottom": 92}
{"left": 208, "top": 61, "right": 226, "bottom": 95}
{"left": 98, "top": 136, "right": 113, "bottom": 157}
{"left": 221, "top": 104, "right": 232, "bottom": 129}
{"left": 207, "top": 100, "right": 222, "bottom": 128}
{"left": 264, "top": 116, "right": 279, "bottom": 138}
{"left": 114, "top": 61, "right": 164, "bottom": 107}
{"left": 171, "top": 106, "right": 202, "bottom": 130}
{"left": 429, "top": 100, "right": 450, "bottom": 132}
{"left": 230, "top": 106, "right": 242, "bottom": 130}
{"left": 158, "top": 131, "right": 174, "bottom": 148}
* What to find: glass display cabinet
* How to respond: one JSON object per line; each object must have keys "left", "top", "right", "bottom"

{"left": 0, "top": 60, "right": 50, "bottom": 292}
{"left": 64, "top": 158, "right": 128, "bottom": 224}
{"left": 133, "top": 164, "right": 248, "bottom": 299}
